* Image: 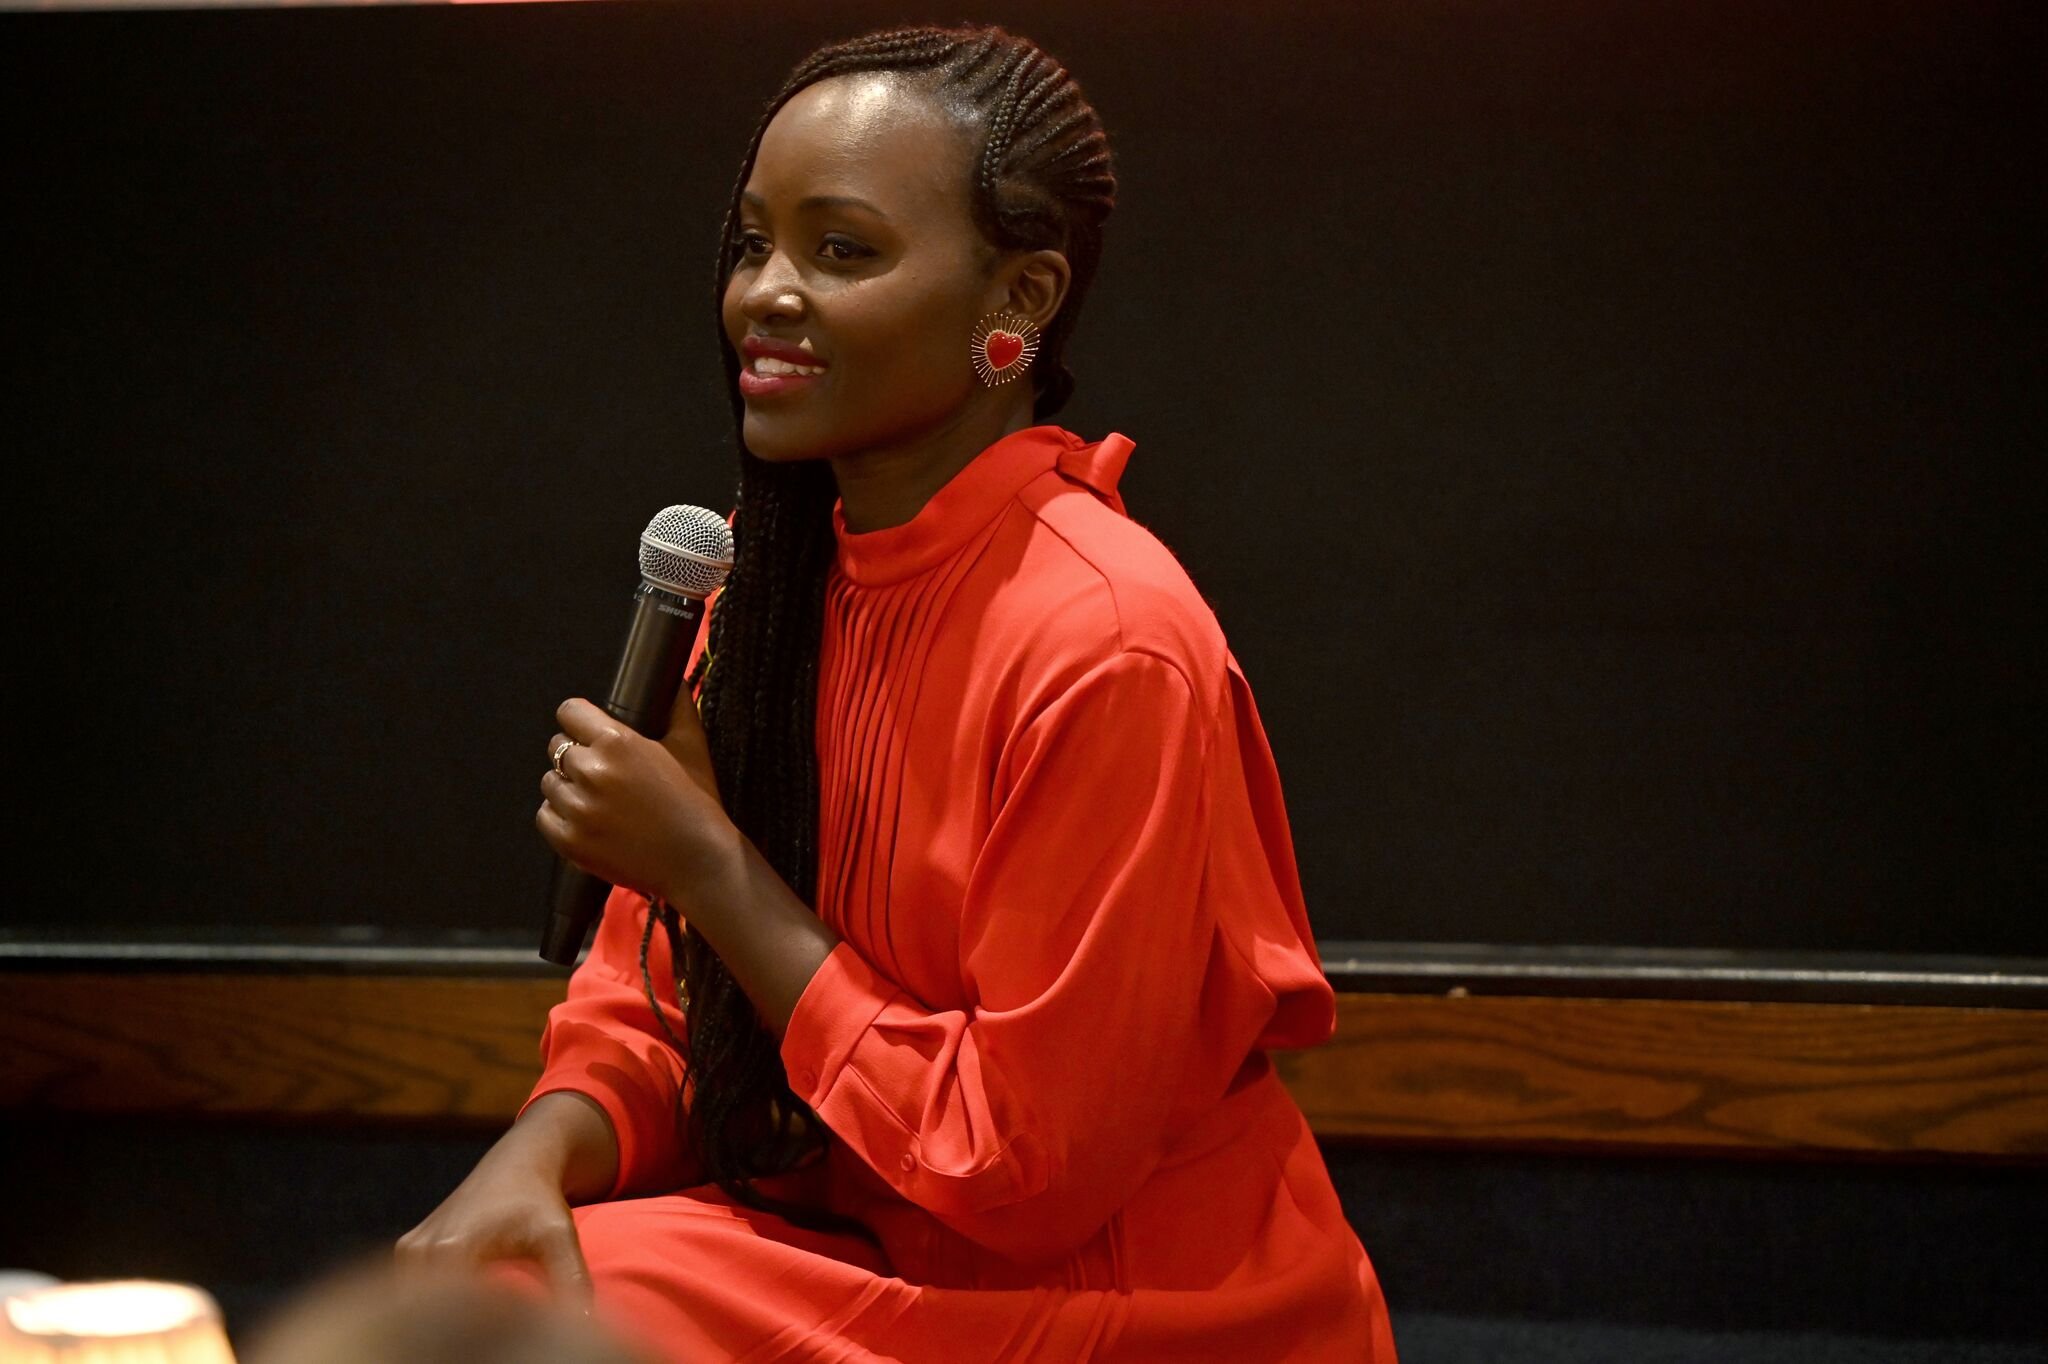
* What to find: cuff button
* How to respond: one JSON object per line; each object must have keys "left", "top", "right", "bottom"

{"left": 898, "top": 1153, "right": 917, "bottom": 1172}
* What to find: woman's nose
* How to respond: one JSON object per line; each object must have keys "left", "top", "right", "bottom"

{"left": 741, "top": 252, "right": 807, "bottom": 324}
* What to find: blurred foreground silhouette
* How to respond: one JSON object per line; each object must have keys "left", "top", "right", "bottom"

{"left": 241, "top": 1259, "right": 656, "bottom": 1364}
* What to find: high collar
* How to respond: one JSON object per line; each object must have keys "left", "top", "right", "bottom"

{"left": 830, "top": 424, "right": 1136, "bottom": 587}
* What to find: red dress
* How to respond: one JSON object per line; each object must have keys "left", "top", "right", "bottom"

{"left": 517, "top": 424, "right": 1398, "bottom": 1362}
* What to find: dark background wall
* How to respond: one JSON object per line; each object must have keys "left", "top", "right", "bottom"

{"left": 7, "top": 0, "right": 2041, "bottom": 955}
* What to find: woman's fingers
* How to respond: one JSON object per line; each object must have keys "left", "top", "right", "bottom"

{"left": 393, "top": 1223, "right": 494, "bottom": 1272}
{"left": 537, "top": 1223, "right": 596, "bottom": 1311}
{"left": 538, "top": 725, "right": 610, "bottom": 874}
{"left": 535, "top": 796, "right": 577, "bottom": 859}
{"left": 556, "top": 697, "right": 620, "bottom": 745}
{"left": 538, "top": 693, "right": 722, "bottom": 902}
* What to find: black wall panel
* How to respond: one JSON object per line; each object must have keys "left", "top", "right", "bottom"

{"left": 8, "top": 1, "right": 2040, "bottom": 954}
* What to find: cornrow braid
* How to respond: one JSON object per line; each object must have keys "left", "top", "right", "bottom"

{"left": 636, "top": 22, "right": 1117, "bottom": 1234}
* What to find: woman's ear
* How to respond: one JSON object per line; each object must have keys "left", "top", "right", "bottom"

{"left": 996, "top": 249, "right": 1072, "bottom": 330}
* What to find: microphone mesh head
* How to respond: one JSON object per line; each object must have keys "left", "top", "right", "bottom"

{"left": 639, "top": 505, "right": 734, "bottom": 598}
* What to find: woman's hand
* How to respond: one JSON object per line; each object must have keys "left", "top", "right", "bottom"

{"left": 538, "top": 690, "right": 731, "bottom": 905}
{"left": 542, "top": 684, "right": 842, "bottom": 1034}
{"left": 394, "top": 1140, "right": 594, "bottom": 1307}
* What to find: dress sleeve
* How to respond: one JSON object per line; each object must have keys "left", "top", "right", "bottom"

{"left": 515, "top": 580, "right": 723, "bottom": 1201}
{"left": 517, "top": 884, "right": 702, "bottom": 1201}
{"left": 779, "top": 648, "right": 1218, "bottom": 1265}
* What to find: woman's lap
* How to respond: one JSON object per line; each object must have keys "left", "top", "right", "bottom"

{"left": 569, "top": 1187, "right": 908, "bottom": 1364}
{"left": 555, "top": 1185, "right": 1392, "bottom": 1364}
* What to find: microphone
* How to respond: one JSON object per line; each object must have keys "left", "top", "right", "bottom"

{"left": 539, "top": 505, "right": 734, "bottom": 965}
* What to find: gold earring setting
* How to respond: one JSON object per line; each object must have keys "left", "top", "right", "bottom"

{"left": 971, "top": 311, "right": 1042, "bottom": 387}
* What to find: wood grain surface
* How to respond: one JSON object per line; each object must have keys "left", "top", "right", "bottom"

{"left": 5, "top": 973, "right": 2044, "bottom": 1159}
{"left": 3, "top": 974, "right": 564, "bottom": 1123}
{"left": 1275, "top": 993, "right": 2048, "bottom": 1159}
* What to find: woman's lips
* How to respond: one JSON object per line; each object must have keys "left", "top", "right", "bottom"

{"left": 738, "top": 366, "right": 824, "bottom": 399}
{"left": 738, "top": 335, "right": 827, "bottom": 400}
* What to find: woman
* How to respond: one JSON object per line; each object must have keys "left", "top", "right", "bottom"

{"left": 399, "top": 23, "right": 1397, "bottom": 1363}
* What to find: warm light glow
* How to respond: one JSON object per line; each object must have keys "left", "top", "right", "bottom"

{"left": 0, "top": 1281, "right": 236, "bottom": 1363}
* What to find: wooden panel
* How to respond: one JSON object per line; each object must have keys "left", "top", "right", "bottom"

{"left": 1276, "top": 994, "right": 2048, "bottom": 1159}
{"left": 3, "top": 974, "right": 565, "bottom": 1123}
{"left": 5, "top": 974, "right": 2046, "bottom": 1159}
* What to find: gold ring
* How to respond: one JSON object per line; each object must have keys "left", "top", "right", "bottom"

{"left": 550, "top": 738, "right": 576, "bottom": 777}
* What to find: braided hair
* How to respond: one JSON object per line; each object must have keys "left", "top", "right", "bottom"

{"left": 635, "top": 24, "right": 1117, "bottom": 1230}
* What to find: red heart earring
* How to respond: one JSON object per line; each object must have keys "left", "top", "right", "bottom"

{"left": 971, "top": 310, "right": 1042, "bottom": 388}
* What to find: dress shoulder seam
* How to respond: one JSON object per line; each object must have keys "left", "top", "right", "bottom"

{"left": 1013, "top": 490, "right": 1130, "bottom": 656}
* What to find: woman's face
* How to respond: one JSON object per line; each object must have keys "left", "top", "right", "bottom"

{"left": 720, "top": 73, "right": 1012, "bottom": 463}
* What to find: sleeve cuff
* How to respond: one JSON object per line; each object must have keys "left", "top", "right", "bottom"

{"left": 779, "top": 939, "right": 900, "bottom": 1108}
{"left": 778, "top": 940, "right": 1048, "bottom": 1218}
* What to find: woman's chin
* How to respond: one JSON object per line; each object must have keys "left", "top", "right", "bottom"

{"left": 740, "top": 414, "right": 832, "bottom": 464}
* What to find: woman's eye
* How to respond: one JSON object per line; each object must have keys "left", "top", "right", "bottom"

{"left": 733, "top": 231, "right": 870, "bottom": 264}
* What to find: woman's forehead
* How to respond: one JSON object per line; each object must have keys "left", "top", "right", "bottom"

{"left": 746, "top": 73, "right": 975, "bottom": 222}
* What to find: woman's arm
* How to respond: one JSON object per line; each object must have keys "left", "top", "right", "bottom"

{"left": 670, "top": 817, "right": 841, "bottom": 1037}
{"left": 518, "top": 882, "right": 707, "bottom": 1200}
{"left": 487, "top": 1090, "right": 620, "bottom": 1204}
{"left": 398, "top": 882, "right": 723, "bottom": 1292}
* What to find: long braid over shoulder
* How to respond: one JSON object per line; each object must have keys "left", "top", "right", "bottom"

{"left": 634, "top": 24, "right": 1117, "bottom": 1231}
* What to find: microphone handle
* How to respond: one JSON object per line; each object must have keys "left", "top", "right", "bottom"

{"left": 540, "top": 583, "right": 709, "bottom": 965}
